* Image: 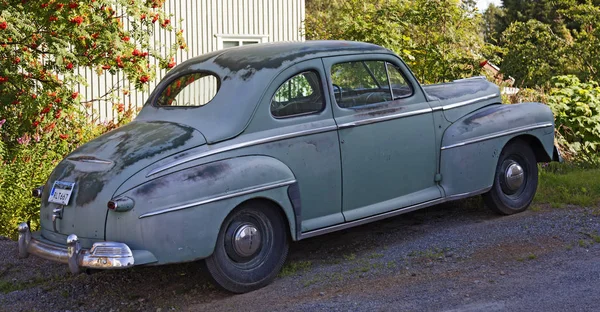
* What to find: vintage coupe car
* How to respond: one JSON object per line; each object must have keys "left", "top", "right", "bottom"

{"left": 18, "top": 41, "right": 560, "bottom": 293}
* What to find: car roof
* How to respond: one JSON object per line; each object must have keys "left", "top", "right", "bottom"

{"left": 138, "top": 41, "right": 394, "bottom": 144}
{"left": 181, "top": 40, "right": 392, "bottom": 72}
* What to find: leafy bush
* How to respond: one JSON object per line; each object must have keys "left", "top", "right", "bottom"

{"left": 0, "top": 107, "right": 132, "bottom": 239}
{"left": 547, "top": 75, "right": 600, "bottom": 163}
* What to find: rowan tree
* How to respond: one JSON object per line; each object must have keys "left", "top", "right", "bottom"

{"left": 0, "top": 0, "right": 185, "bottom": 149}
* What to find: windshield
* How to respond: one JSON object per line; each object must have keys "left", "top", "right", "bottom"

{"left": 156, "top": 72, "right": 220, "bottom": 107}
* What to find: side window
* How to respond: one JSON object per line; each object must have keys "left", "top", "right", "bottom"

{"left": 157, "top": 73, "right": 219, "bottom": 107}
{"left": 386, "top": 63, "right": 412, "bottom": 99}
{"left": 331, "top": 60, "right": 412, "bottom": 108}
{"left": 270, "top": 71, "right": 324, "bottom": 118}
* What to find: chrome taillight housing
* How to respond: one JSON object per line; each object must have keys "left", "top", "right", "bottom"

{"left": 107, "top": 196, "right": 135, "bottom": 212}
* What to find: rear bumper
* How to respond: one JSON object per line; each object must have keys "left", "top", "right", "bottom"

{"left": 18, "top": 223, "right": 139, "bottom": 274}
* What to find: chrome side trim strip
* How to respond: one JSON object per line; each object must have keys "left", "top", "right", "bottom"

{"left": 441, "top": 122, "right": 553, "bottom": 150}
{"left": 139, "top": 179, "right": 297, "bottom": 219}
{"left": 444, "top": 186, "right": 492, "bottom": 202}
{"left": 337, "top": 108, "right": 432, "bottom": 129}
{"left": 68, "top": 157, "right": 112, "bottom": 165}
{"left": 298, "top": 186, "right": 493, "bottom": 240}
{"left": 441, "top": 93, "right": 499, "bottom": 110}
{"left": 147, "top": 126, "right": 337, "bottom": 177}
{"left": 299, "top": 198, "right": 445, "bottom": 240}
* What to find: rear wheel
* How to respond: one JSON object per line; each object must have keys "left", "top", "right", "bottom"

{"left": 205, "top": 202, "right": 289, "bottom": 293}
{"left": 483, "top": 140, "right": 538, "bottom": 215}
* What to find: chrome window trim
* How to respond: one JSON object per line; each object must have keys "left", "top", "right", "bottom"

{"left": 146, "top": 125, "right": 338, "bottom": 177}
{"left": 337, "top": 107, "right": 432, "bottom": 129}
{"left": 441, "top": 122, "right": 553, "bottom": 150}
{"left": 139, "top": 179, "right": 297, "bottom": 219}
{"left": 441, "top": 93, "right": 499, "bottom": 110}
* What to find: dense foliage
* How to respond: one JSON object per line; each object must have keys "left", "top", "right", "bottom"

{"left": 484, "top": 0, "right": 600, "bottom": 87}
{"left": 0, "top": 0, "right": 182, "bottom": 238}
{"left": 305, "top": 0, "right": 494, "bottom": 84}
{"left": 547, "top": 76, "right": 600, "bottom": 163}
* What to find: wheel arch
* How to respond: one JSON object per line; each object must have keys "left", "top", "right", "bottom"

{"left": 227, "top": 195, "right": 297, "bottom": 242}
{"left": 508, "top": 134, "right": 552, "bottom": 163}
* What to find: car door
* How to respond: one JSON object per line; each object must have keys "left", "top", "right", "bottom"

{"left": 322, "top": 54, "right": 441, "bottom": 221}
{"left": 243, "top": 59, "right": 344, "bottom": 232}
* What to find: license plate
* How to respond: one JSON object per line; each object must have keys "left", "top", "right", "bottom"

{"left": 48, "top": 181, "right": 75, "bottom": 206}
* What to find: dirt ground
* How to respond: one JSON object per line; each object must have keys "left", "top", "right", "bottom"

{"left": 1, "top": 199, "right": 600, "bottom": 312}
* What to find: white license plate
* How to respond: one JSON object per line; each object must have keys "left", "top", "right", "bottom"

{"left": 48, "top": 181, "right": 75, "bottom": 206}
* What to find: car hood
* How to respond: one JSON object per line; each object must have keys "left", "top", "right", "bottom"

{"left": 39, "top": 120, "right": 206, "bottom": 244}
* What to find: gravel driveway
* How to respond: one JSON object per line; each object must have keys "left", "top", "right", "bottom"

{"left": 1, "top": 199, "right": 600, "bottom": 312}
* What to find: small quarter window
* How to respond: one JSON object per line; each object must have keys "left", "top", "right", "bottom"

{"left": 157, "top": 73, "right": 219, "bottom": 107}
{"left": 271, "top": 71, "right": 324, "bottom": 118}
{"left": 386, "top": 63, "right": 412, "bottom": 99}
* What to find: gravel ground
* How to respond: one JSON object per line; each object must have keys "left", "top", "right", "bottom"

{"left": 1, "top": 199, "right": 600, "bottom": 312}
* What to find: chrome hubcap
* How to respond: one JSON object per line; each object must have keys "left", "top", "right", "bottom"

{"left": 504, "top": 161, "right": 524, "bottom": 192}
{"left": 232, "top": 224, "right": 261, "bottom": 257}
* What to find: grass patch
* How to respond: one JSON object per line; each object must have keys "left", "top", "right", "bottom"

{"left": 408, "top": 247, "right": 446, "bottom": 260}
{"left": 279, "top": 260, "right": 312, "bottom": 277}
{"left": 534, "top": 163, "right": 600, "bottom": 208}
{"left": 0, "top": 280, "right": 28, "bottom": 293}
{"left": 368, "top": 252, "right": 384, "bottom": 259}
{"left": 0, "top": 275, "right": 47, "bottom": 294}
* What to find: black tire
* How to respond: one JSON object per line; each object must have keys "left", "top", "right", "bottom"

{"left": 205, "top": 202, "right": 289, "bottom": 293}
{"left": 483, "top": 140, "right": 538, "bottom": 215}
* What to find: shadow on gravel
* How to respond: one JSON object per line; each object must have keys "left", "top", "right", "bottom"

{"left": 1, "top": 197, "right": 503, "bottom": 311}
{"left": 286, "top": 197, "right": 498, "bottom": 263}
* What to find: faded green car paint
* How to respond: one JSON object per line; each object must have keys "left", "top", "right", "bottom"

{"left": 39, "top": 121, "right": 206, "bottom": 245}
{"left": 24, "top": 41, "right": 557, "bottom": 269}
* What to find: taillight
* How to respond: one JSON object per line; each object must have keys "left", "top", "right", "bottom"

{"left": 107, "top": 196, "right": 135, "bottom": 212}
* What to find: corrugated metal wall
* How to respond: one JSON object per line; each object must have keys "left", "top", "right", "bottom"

{"left": 80, "top": 0, "right": 305, "bottom": 122}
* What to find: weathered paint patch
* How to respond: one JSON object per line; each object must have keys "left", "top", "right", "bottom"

{"left": 184, "top": 162, "right": 231, "bottom": 182}
{"left": 422, "top": 79, "right": 490, "bottom": 100}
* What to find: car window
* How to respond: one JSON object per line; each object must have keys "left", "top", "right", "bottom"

{"left": 156, "top": 72, "right": 219, "bottom": 106}
{"left": 331, "top": 60, "right": 412, "bottom": 108}
{"left": 270, "top": 71, "right": 324, "bottom": 118}
{"left": 386, "top": 63, "right": 412, "bottom": 99}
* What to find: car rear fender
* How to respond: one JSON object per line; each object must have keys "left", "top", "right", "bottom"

{"left": 439, "top": 103, "right": 555, "bottom": 198}
{"left": 106, "top": 155, "right": 298, "bottom": 265}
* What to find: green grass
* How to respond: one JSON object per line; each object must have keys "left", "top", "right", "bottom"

{"left": 0, "top": 275, "right": 47, "bottom": 294}
{"left": 278, "top": 260, "right": 312, "bottom": 277}
{"left": 534, "top": 163, "right": 600, "bottom": 208}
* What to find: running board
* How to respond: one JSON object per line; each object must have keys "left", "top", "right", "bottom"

{"left": 298, "top": 187, "right": 491, "bottom": 240}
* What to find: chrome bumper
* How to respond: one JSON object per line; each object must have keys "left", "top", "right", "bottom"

{"left": 18, "top": 223, "right": 135, "bottom": 274}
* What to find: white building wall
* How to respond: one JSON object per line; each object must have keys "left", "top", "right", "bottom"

{"left": 80, "top": 0, "right": 305, "bottom": 122}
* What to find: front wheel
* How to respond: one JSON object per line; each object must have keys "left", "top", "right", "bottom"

{"left": 483, "top": 140, "right": 538, "bottom": 215}
{"left": 205, "top": 202, "right": 289, "bottom": 293}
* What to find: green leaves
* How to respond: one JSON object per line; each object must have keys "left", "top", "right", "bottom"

{"left": 548, "top": 75, "right": 600, "bottom": 162}
{"left": 305, "top": 0, "right": 488, "bottom": 84}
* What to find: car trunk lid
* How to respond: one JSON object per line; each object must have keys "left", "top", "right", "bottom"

{"left": 422, "top": 77, "right": 501, "bottom": 122}
{"left": 39, "top": 120, "right": 206, "bottom": 243}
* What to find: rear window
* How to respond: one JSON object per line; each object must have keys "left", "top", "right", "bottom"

{"left": 157, "top": 73, "right": 220, "bottom": 107}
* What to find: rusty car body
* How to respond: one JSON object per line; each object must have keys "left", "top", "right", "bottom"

{"left": 18, "top": 41, "right": 560, "bottom": 293}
